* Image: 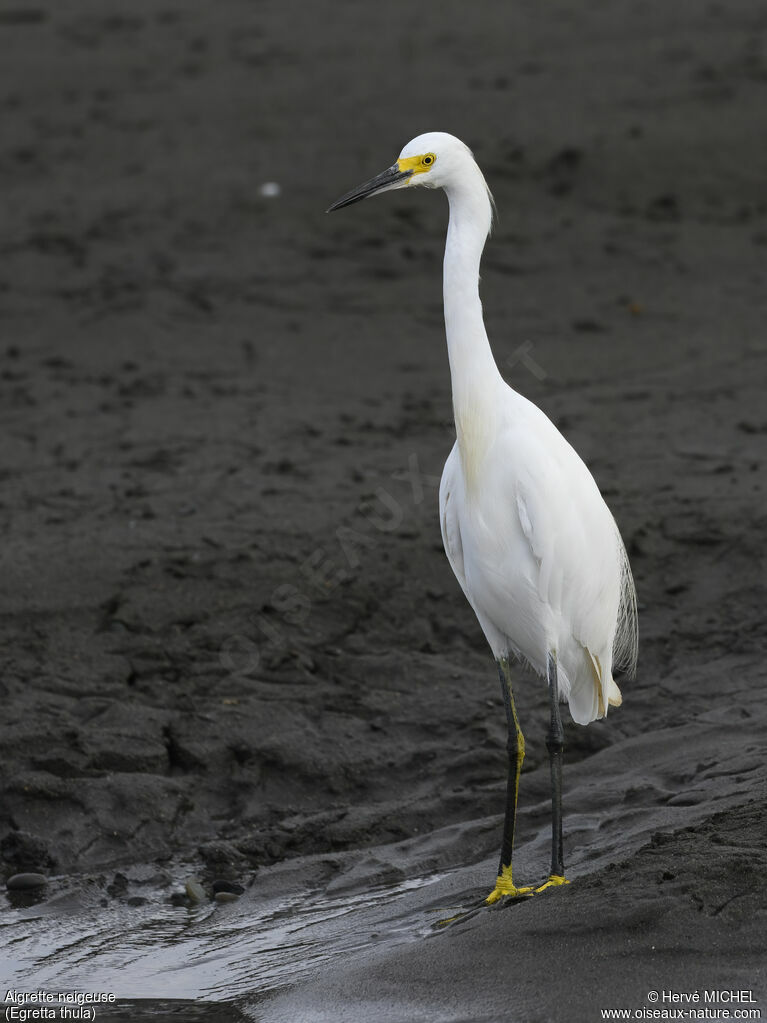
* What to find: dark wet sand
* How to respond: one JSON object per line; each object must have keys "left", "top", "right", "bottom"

{"left": 1, "top": 0, "right": 766, "bottom": 1019}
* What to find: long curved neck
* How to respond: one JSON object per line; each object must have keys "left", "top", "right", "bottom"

{"left": 443, "top": 170, "right": 503, "bottom": 483}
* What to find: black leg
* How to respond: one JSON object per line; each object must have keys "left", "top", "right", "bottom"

{"left": 486, "top": 656, "right": 532, "bottom": 903}
{"left": 545, "top": 651, "right": 566, "bottom": 881}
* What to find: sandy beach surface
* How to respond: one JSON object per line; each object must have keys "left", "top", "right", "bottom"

{"left": 1, "top": 0, "right": 766, "bottom": 1019}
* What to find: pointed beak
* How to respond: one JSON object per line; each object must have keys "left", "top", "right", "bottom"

{"left": 327, "top": 162, "right": 414, "bottom": 212}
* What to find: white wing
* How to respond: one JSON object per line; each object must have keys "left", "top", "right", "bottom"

{"left": 439, "top": 392, "right": 637, "bottom": 725}
{"left": 439, "top": 442, "right": 466, "bottom": 592}
{"left": 440, "top": 441, "right": 510, "bottom": 657}
{"left": 500, "top": 399, "right": 636, "bottom": 721}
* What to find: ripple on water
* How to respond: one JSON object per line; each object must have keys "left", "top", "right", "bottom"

{"left": 1, "top": 867, "right": 448, "bottom": 1001}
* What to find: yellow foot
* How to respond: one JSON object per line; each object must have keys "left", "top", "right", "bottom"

{"left": 534, "top": 873, "right": 570, "bottom": 894}
{"left": 485, "top": 867, "right": 534, "bottom": 905}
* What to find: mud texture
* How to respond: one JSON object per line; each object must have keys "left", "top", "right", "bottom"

{"left": 1, "top": 0, "right": 766, "bottom": 1018}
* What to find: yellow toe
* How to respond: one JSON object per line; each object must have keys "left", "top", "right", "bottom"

{"left": 485, "top": 866, "right": 534, "bottom": 904}
{"left": 534, "top": 873, "right": 570, "bottom": 893}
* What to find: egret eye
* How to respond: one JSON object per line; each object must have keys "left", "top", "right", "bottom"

{"left": 422, "top": 154, "right": 435, "bottom": 167}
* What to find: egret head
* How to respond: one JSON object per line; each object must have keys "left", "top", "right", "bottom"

{"left": 327, "top": 132, "right": 484, "bottom": 212}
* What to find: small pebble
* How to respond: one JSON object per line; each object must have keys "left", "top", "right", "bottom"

{"left": 211, "top": 879, "right": 244, "bottom": 895}
{"left": 214, "top": 891, "right": 239, "bottom": 904}
{"left": 6, "top": 872, "right": 47, "bottom": 891}
{"left": 185, "top": 879, "right": 206, "bottom": 902}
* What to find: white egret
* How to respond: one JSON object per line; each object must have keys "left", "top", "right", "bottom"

{"left": 328, "top": 133, "right": 638, "bottom": 903}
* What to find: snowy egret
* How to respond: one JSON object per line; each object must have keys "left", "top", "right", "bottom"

{"left": 328, "top": 133, "right": 638, "bottom": 903}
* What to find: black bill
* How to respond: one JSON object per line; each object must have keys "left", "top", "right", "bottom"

{"left": 327, "top": 163, "right": 413, "bottom": 212}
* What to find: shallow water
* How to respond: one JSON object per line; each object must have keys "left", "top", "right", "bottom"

{"left": 4, "top": 714, "right": 762, "bottom": 1019}
{"left": 1, "top": 866, "right": 448, "bottom": 1003}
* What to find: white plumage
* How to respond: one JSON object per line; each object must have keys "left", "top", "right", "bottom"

{"left": 440, "top": 398, "right": 635, "bottom": 725}
{"left": 329, "top": 131, "right": 638, "bottom": 899}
